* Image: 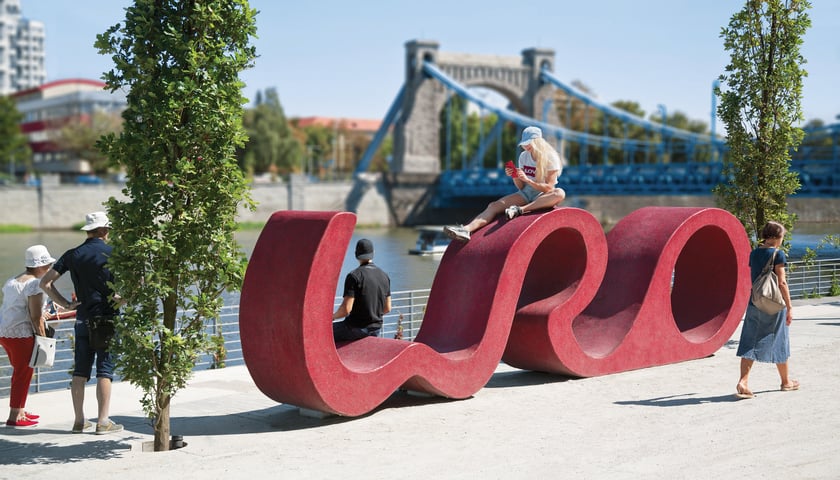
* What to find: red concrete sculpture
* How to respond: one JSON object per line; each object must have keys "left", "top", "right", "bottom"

{"left": 240, "top": 207, "right": 750, "bottom": 416}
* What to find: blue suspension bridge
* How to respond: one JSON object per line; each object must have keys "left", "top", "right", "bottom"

{"left": 352, "top": 40, "right": 840, "bottom": 209}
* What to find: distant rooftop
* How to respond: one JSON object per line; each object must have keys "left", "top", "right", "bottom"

{"left": 294, "top": 116, "right": 382, "bottom": 134}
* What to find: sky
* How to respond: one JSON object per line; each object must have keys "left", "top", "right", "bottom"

{"left": 19, "top": 0, "right": 840, "bottom": 128}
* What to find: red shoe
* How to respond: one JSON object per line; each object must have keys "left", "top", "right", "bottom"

{"left": 6, "top": 418, "right": 39, "bottom": 428}
{"left": 24, "top": 412, "right": 39, "bottom": 420}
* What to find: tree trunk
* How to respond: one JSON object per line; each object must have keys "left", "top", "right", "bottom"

{"left": 154, "top": 401, "right": 171, "bottom": 451}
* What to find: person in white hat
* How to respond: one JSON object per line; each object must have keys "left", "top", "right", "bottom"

{"left": 40, "top": 211, "right": 123, "bottom": 435}
{"left": 0, "top": 245, "right": 56, "bottom": 427}
{"left": 444, "top": 126, "right": 566, "bottom": 242}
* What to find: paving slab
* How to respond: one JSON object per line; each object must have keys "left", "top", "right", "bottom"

{"left": 2, "top": 297, "right": 838, "bottom": 479}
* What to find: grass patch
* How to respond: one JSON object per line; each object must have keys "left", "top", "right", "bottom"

{"left": 0, "top": 224, "right": 34, "bottom": 233}
{"left": 237, "top": 221, "right": 266, "bottom": 231}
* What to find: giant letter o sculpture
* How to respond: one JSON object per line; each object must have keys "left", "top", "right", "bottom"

{"left": 240, "top": 207, "right": 750, "bottom": 416}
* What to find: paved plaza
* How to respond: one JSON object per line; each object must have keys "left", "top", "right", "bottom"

{"left": 2, "top": 297, "right": 839, "bottom": 479}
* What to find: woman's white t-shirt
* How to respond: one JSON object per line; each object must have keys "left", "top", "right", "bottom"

{"left": 517, "top": 149, "right": 562, "bottom": 182}
{"left": 0, "top": 276, "right": 43, "bottom": 338}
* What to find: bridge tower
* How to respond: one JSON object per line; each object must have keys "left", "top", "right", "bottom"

{"left": 392, "top": 40, "right": 560, "bottom": 174}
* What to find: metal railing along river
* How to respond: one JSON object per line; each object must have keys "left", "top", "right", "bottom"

{"left": 2, "top": 258, "right": 838, "bottom": 398}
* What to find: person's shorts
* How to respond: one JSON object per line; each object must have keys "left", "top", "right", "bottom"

{"left": 516, "top": 184, "right": 543, "bottom": 203}
{"left": 73, "top": 319, "right": 115, "bottom": 381}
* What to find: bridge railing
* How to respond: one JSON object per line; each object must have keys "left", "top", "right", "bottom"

{"left": 434, "top": 159, "right": 839, "bottom": 205}
{"left": 3, "top": 259, "right": 837, "bottom": 398}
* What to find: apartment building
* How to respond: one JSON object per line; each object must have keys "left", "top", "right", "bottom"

{"left": 0, "top": 0, "right": 46, "bottom": 95}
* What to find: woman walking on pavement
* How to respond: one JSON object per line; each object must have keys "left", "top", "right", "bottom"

{"left": 735, "top": 221, "right": 800, "bottom": 399}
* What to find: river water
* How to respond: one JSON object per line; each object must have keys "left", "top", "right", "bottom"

{"left": 1, "top": 222, "right": 837, "bottom": 298}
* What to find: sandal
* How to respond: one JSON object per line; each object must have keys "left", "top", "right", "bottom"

{"left": 735, "top": 384, "right": 755, "bottom": 399}
{"left": 781, "top": 380, "right": 800, "bottom": 391}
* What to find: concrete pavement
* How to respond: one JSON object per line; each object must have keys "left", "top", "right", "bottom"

{"left": 2, "top": 297, "right": 839, "bottom": 479}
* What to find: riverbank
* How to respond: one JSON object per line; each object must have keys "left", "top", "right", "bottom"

{"left": 3, "top": 296, "right": 838, "bottom": 479}
{"left": 1, "top": 181, "right": 839, "bottom": 229}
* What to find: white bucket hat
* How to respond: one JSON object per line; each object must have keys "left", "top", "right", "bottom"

{"left": 80, "top": 211, "right": 111, "bottom": 231}
{"left": 25, "top": 245, "right": 56, "bottom": 268}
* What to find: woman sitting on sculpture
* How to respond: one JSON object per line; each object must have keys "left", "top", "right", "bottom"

{"left": 444, "top": 126, "right": 566, "bottom": 242}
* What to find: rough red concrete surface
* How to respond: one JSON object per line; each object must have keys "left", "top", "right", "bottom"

{"left": 240, "top": 207, "right": 750, "bottom": 416}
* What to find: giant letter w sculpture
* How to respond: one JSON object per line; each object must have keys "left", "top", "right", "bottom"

{"left": 240, "top": 207, "right": 750, "bottom": 416}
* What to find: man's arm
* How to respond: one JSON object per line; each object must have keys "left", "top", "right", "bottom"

{"left": 332, "top": 296, "right": 354, "bottom": 320}
{"left": 384, "top": 296, "right": 392, "bottom": 315}
{"left": 40, "top": 269, "right": 78, "bottom": 310}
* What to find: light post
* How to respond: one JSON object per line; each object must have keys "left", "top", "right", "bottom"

{"left": 711, "top": 79, "right": 720, "bottom": 162}
{"left": 657, "top": 104, "right": 668, "bottom": 163}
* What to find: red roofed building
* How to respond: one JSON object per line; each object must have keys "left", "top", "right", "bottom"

{"left": 294, "top": 116, "right": 382, "bottom": 135}
{"left": 293, "top": 116, "right": 385, "bottom": 173}
{"left": 12, "top": 78, "right": 127, "bottom": 173}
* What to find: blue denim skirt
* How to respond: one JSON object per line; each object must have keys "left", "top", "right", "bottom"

{"left": 736, "top": 302, "right": 790, "bottom": 363}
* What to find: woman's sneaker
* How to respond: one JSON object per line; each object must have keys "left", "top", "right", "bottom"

{"left": 443, "top": 225, "right": 470, "bottom": 242}
{"left": 505, "top": 205, "right": 523, "bottom": 220}
{"left": 6, "top": 418, "right": 38, "bottom": 428}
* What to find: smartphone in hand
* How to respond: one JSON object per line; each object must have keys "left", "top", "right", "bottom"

{"left": 505, "top": 161, "right": 516, "bottom": 177}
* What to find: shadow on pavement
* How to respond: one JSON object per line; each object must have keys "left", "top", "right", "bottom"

{"left": 0, "top": 435, "right": 135, "bottom": 465}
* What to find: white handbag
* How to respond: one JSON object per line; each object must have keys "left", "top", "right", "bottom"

{"left": 30, "top": 335, "right": 56, "bottom": 368}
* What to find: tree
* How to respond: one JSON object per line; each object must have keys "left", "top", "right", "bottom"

{"left": 715, "top": 0, "right": 811, "bottom": 242}
{"left": 239, "top": 88, "right": 301, "bottom": 176}
{"left": 438, "top": 94, "right": 518, "bottom": 171}
{"left": 51, "top": 111, "right": 123, "bottom": 174}
{"left": 94, "top": 0, "right": 257, "bottom": 451}
{"left": 0, "top": 95, "right": 31, "bottom": 179}
{"left": 297, "top": 122, "right": 333, "bottom": 178}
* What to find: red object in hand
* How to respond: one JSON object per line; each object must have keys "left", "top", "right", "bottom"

{"left": 505, "top": 161, "right": 516, "bottom": 177}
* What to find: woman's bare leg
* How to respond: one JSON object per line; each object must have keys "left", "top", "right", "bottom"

{"left": 777, "top": 362, "right": 799, "bottom": 390}
{"left": 520, "top": 188, "right": 566, "bottom": 214}
{"left": 737, "top": 357, "right": 754, "bottom": 395}
{"left": 463, "top": 193, "right": 525, "bottom": 233}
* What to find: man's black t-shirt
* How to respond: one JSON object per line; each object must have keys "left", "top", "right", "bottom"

{"left": 342, "top": 262, "right": 390, "bottom": 329}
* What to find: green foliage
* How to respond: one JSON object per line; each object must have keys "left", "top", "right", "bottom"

{"left": 439, "top": 95, "right": 518, "bottom": 170}
{"left": 94, "top": 0, "right": 257, "bottom": 450}
{"left": 714, "top": 0, "right": 811, "bottom": 242}
{"left": 0, "top": 95, "right": 31, "bottom": 175}
{"left": 829, "top": 272, "right": 840, "bottom": 297}
{"left": 209, "top": 332, "right": 226, "bottom": 369}
{"left": 52, "top": 111, "right": 123, "bottom": 174}
{"left": 555, "top": 88, "right": 712, "bottom": 166}
{"left": 239, "top": 88, "right": 302, "bottom": 175}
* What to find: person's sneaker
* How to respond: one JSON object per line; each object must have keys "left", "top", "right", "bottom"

{"left": 443, "top": 225, "right": 470, "bottom": 242}
{"left": 6, "top": 418, "right": 38, "bottom": 428}
{"left": 505, "top": 205, "right": 523, "bottom": 220}
{"left": 72, "top": 421, "right": 94, "bottom": 434}
{"left": 95, "top": 421, "right": 124, "bottom": 435}
{"left": 23, "top": 411, "right": 39, "bottom": 420}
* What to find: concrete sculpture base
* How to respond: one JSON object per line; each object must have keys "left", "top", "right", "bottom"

{"left": 240, "top": 207, "right": 750, "bottom": 416}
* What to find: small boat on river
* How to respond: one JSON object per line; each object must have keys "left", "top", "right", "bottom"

{"left": 408, "top": 227, "right": 451, "bottom": 256}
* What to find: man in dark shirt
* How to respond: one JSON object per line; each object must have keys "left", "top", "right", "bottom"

{"left": 332, "top": 239, "right": 392, "bottom": 342}
{"left": 41, "top": 211, "right": 123, "bottom": 435}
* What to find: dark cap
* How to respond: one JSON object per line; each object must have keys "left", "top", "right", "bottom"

{"left": 355, "top": 238, "right": 374, "bottom": 260}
